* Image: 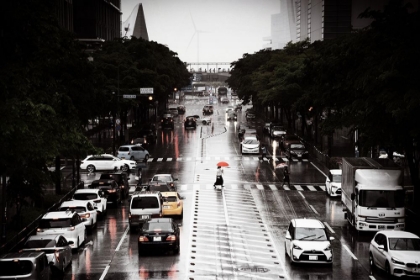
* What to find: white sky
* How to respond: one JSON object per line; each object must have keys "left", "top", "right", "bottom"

{"left": 121, "top": 0, "right": 280, "bottom": 65}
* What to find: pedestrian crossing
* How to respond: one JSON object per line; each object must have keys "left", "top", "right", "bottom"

{"left": 174, "top": 184, "right": 325, "bottom": 192}
{"left": 146, "top": 156, "right": 308, "bottom": 163}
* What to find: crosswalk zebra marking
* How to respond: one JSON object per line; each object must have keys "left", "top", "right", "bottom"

{"left": 295, "top": 185, "right": 304, "bottom": 191}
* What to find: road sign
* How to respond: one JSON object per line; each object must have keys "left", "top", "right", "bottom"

{"left": 123, "top": 95, "right": 136, "bottom": 99}
{"left": 140, "top": 88, "right": 154, "bottom": 94}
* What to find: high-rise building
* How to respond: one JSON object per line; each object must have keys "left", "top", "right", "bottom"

{"left": 122, "top": 3, "right": 149, "bottom": 40}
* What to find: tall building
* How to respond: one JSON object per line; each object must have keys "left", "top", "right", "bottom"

{"left": 122, "top": 4, "right": 149, "bottom": 40}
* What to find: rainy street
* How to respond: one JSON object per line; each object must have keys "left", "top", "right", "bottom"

{"left": 63, "top": 96, "right": 387, "bottom": 280}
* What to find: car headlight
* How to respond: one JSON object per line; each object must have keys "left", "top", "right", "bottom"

{"left": 292, "top": 244, "right": 302, "bottom": 250}
{"left": 391, "top": 257, "right": 405, "bottom": 265}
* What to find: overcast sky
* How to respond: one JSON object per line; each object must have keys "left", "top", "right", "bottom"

{"left": 121, "top": 0, "right": 280, "bottom": 66}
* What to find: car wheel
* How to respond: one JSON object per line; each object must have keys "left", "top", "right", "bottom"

{"left": 87, "top": 165, "right": 95, "bottom": 173}
{"left": 174, "top": 243, "right": 180, "bottom": 255}
{"left": 144, "top": 154, "right": 149, "bottom": 161}
{"left": 369, "top": 253, "right": 375, "bottom": 268}
{"left": 122, "top": 164, "right": 129, "bottom": 172}
{"left": 180, "top": 210, "right": 184, "bottom": 219}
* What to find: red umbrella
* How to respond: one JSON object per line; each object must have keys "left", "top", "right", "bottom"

{"left": 217, "top": 161, "right": 229, "bottom": 167}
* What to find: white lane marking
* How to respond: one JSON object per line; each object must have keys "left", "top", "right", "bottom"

{"left": 309, "top": 205, "right": 319, "bottom": 215}
{"left": 115, "top": 226, "right": 129, "bottom": 251}
{"left": 268, "top": 184, "right": 277, "bottom": 190}
{"left": 369, "top": 276, "right": 377, "bottom": 280}
{"left": 177, "top": 157, "right": 182, "bottom": 161}
{"left": 167, "top": 158, "right": 172, "bottom": 161}
{"left": 99, "top": 265, "right": 110, "bottom": 280}
{"left": 253, "top": 157, "right": 259, "bottom": 161}
{"left": 298, "top": 191, "right": 305, "bottom": 199}
{"left": 343, "top": 244, "right": 358, "bottom": 260}
{"left": 295, "top": 185, "right": 304, "bottom": 191}
{"left": 281, "top": 157, "right": 288, "bottom": 161}
{"left": 283, "top": 185, "right": 290, "bottom": 190}
{"left": 256, "top": 184, "right": 264, "bottom": 190}
{"left": 310, "top": 161, "right": 329, "bottom": 178}
{"left": 324, "top": 222, "right": 335, "bottom": 234}
{"left": 307, "top": 185, "right": 317, "bottom": 191}
{"left": 193, "top": 184, "right": 200, "bottom": 190}
{"left": 147, "top": 158, "right": 153, "bottom": 162}
{"left": 157, "top": 158, "right": 163, "bottom": 162}
{"left": 319, "top": 185, "right": 326, "bottom": 191}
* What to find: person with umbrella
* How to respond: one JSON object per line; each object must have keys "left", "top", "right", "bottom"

{"left": 214, "top": 162, "right": 227, "bottom": 188}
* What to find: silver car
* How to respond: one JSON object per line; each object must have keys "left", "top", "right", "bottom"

{"left": 117, "top": 144, "right": 150, "bottom": 162}
{"left": 22, "top": 234, "right": 73, "bottom": 275}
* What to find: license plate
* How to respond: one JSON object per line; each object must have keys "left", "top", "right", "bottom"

{"left": 298, "top": 155, "right": 302, "bottom": 158}
{"left": 141, "top": 215, "right": 149, "bottom": 219}
{"left": 309, "top": 256, "right": 318, "bottom": 260}
{"left": 378, "top": 225, "right": 385, "bottom": 229}
{"left": 164, "top": 206, "right": 171, "bottom": 209}
{"left": 153, "top": 236, "right": 161, "bottom": 242}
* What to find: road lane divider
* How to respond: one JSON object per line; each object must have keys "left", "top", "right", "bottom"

{"left": 342, "top": 244, "right": 358, "bottom": 260}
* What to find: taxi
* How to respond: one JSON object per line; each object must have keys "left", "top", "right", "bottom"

{"left": 161, "top": 192, "right": 183, "bottom": 218}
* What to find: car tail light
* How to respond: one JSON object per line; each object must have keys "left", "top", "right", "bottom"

{"left": 37, "top": 228, "right": 43, "bottom": 233}
{"left": 55, "top": 251, "right": 60, "bottom": 262}
{"left": 81, "top": 213, "right": 90, "bottom": 219}
{"left": 166, "top": 235, "right": 176, "bottom": 241}
{"left": 177, "top": 201, "right": 181, "bottom": 207}
{"left": 139, "top": 236, "right": 149, "bottom": 242}
{"left": 67, "top": 226, "right": 75, "bottom": 231}
{"left": 108, "top": 189, "right": 116, "bottom": 193}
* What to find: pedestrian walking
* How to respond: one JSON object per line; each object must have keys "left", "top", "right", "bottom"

{"left": 281, "top": 166, "right": 290, "bottom": 187}
{"left": 214, "top": 166, "right": 224, "bottom": 188}
{"left": 260, "top": 144, "right": 267, "bottom": 160}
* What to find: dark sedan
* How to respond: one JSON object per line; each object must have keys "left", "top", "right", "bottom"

{"left": 184, "top": 116, "right": 197, "bottom": 129}
{"left": 285, "top": 142, "right": 308, "bottom": 159}
{"left": 90, "top": 179, "right": 121, "bottom": 206}
{"left": 280, "top": 134, "right": 301, "bottom": 150}
{"left": 99, "top": 172, "right": 129, "bottom": 199}
{"left": 138, "top": 218, "right": 180, "bottom": 255}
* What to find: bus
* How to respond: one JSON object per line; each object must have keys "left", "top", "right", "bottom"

{"left": 217, "top": 86, "right": 228, "bottom": 101}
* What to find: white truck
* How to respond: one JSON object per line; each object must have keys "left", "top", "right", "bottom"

{"left": 341, "top": 157, "right": 405, "bottom": 232}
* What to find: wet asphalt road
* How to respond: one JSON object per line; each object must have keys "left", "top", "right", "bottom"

{"left": 61, "top": 96, "right": 390, "bottom": 280}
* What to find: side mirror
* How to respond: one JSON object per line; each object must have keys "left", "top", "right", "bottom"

{"left": 285, "top": 231, "right": 291, "bottom": 240}
{"left": 351, "top": 193, "right": 355, "bottom": 200}
{"left": 378, "top": 244, "right": 385, "bottom": 250}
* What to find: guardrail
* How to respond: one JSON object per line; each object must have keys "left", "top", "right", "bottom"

{"left": 0, "top": 181, "right": 83, "bottom": 255}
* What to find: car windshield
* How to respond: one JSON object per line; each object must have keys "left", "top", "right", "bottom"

{"left": 118, "top": 147, "right": 129, "bottom": 152}
{"left": 331, "top": 174, "right": 342, "bottom": 183}
{"left": 131, "top": 197, "right": 159, "bottom": 209}
{"left": 39, "top": 219, "right": 71, "bottom": 228}
{"left": 152, "top": 175, "right": 171, "bottom": 182}
{"left": 296, "top": 227, "right": 328, "bottom": 241}
{"left": 143, "top": 222, "right": 173, "bottom": 232}
{"left": 359, "top": 190, "right": 405, "bottom": 208}
{"left": 165, "top": 196, "right": 177, "bottom": 202}
{"left": 24, "top": 239, "right": 56, "bottom": 248}
{"left": 59, "top": 206, "right": 86, "bottom": 213}
{"left": 73, "top": 193, "right": 98, "bottom": 200}
{"left": 243, "top": 139, "right": 259, "bottom": 145}
{"left": 389, "top": 238, "right": 420, "bottom": 251}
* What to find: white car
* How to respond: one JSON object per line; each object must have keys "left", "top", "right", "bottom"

{"left": 325, "top": 169, "right": 342, "bottom": 197}
{"left": 225, "top": 105, "right": 234, "bottom": 112}
{"left": 285, "top": 218, "right": 334, "bottom": 264}
{"left": 72, "top": 188, "right": 107, "bottom": 216}
{"left": 80, "top": 154, "right": 137, "bottom": 173}
{"left": 369, "top": 230, "right": 420, "bottom": 278}
{"left": 37, "top": 211, "right": 86, "bottom": 250}
{"left": 241, "top": 136, "right": 260, "bottom": 154}
{"left": 58, "top": 200, "right": 98, "bottom": 230}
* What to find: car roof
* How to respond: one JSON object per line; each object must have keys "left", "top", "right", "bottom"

{"left": 292, "top": 218, "right": 325, "bottom": 228}
{"left": 152, "top": 174, "right": 172, "bottom": 177}
{"left": 161, "top": 191, "right": 178, "bottom": 197}
{"left": 26, "top": 234, "right": 61, "bottom": 241}
{"left": 75, "top": 189, "right": 101, "bottom": 193}
{"left": 60, "top": 200, "right": 89, "bottom": 207}
{"left": 329, "top": 169, "right": 342, "bottom": 175}
{"left": 378, "top": 230, "right": 420, "bottom": 238}
{"left": 131, "top": 191, "right": 162, "bottom": 197}
{"left": 244, "top": 136, "right": 258, "bottom": 140}
{"left": 42, "top": 211, "right": 74, "bottom": 219}
{"left": 148, "top": 218, "right": 173, "bottom": 223}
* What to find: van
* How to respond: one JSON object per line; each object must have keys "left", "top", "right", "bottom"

{"left": 0, "top": 251, "right": 50, "bottom": 280}
{"left": 129, "top": 191, "right": 163, "bottom": 232}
